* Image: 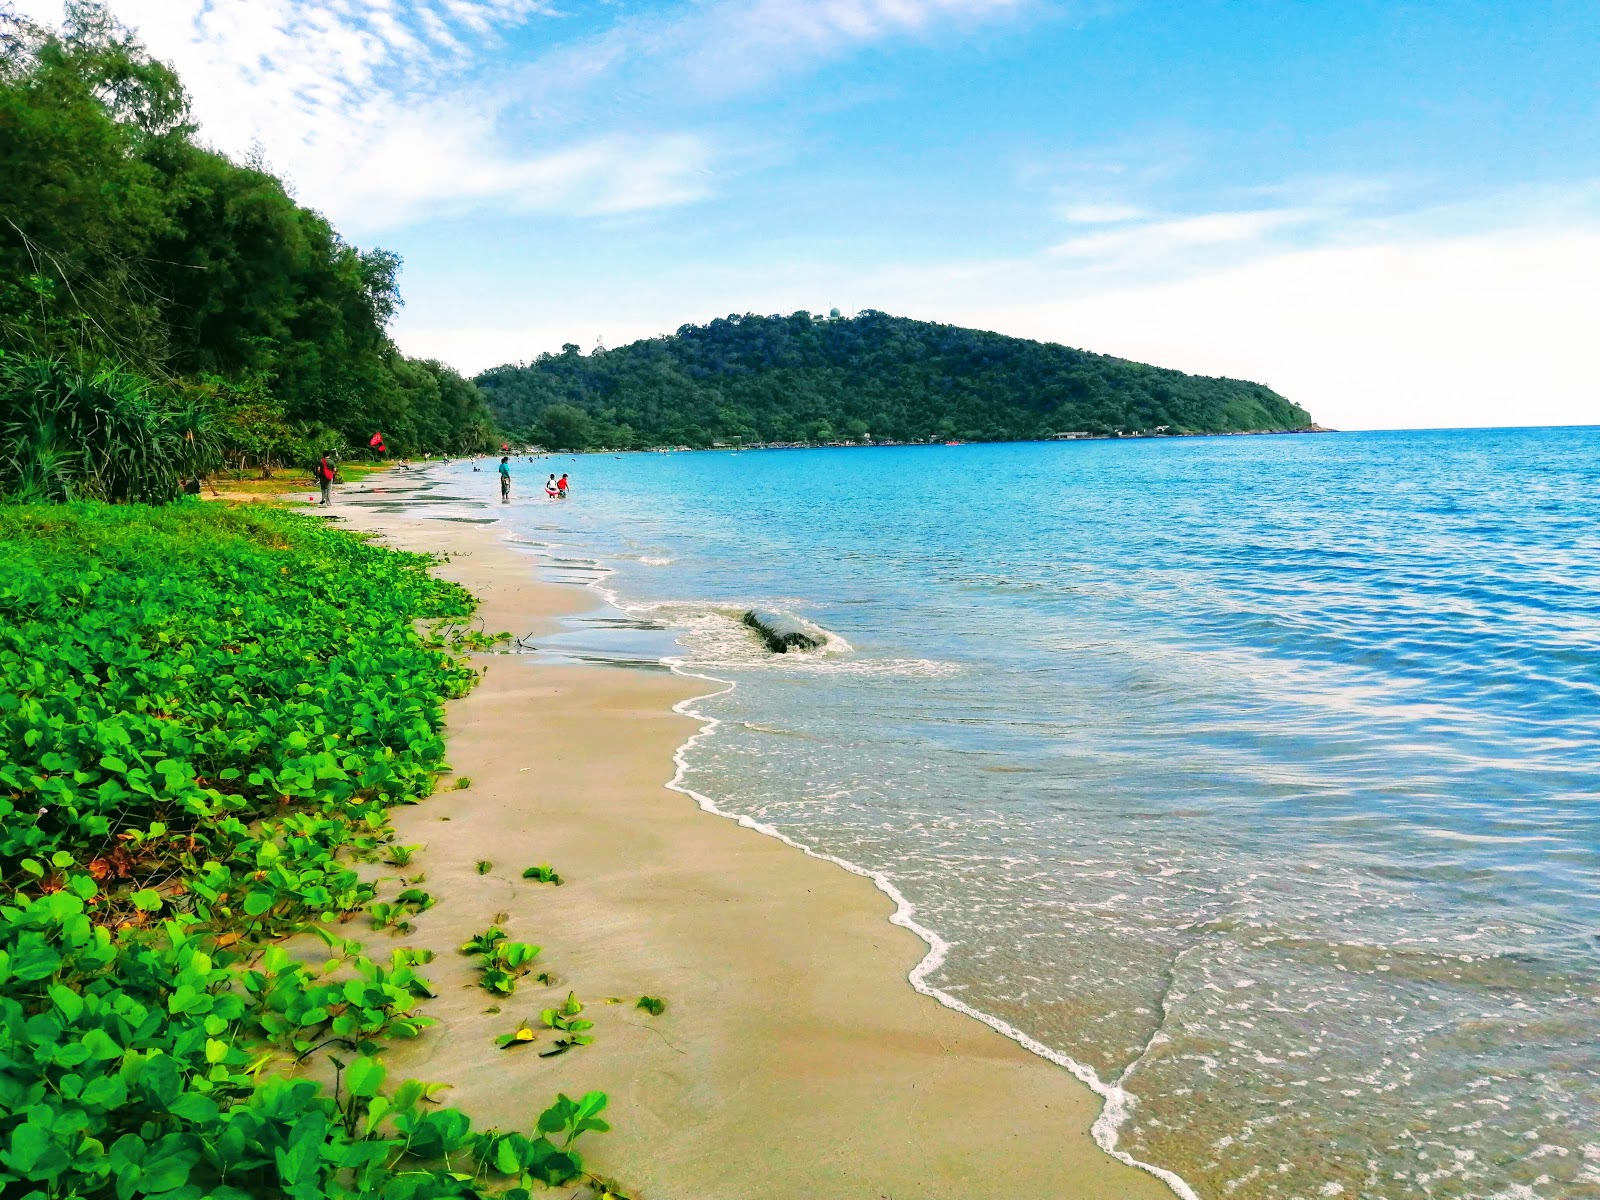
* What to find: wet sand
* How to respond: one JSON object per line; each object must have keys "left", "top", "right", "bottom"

{"left": 331, "top": 501, "right": 1175, "bottom": 1200}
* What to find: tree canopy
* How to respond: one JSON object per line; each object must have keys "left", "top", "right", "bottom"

{"left": 477, "top": 311, "right": 1314, "bottom": 450}
{"left": 0, "top": 1, "right": 495, "bottom": 500}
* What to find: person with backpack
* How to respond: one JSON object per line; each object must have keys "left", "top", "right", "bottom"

{"left": 315, "top": 454, "right": 336, "bottom": 505}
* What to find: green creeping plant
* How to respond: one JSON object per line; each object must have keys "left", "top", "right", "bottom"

{"left": 475, "top": 859, "right": 493, "bottom": 875}
{"left": 521, "top": 863, "right": 562, "bottom": 885}
{"left": 636, "top": 995, "right": 666, "bottom": 1017}
{"left": 370, "top": 888, "right": 433, "bottom": 933}
{"left": 462, "top": 926, "right": 543, "bottom": 996}
{"left": 538, "top": 992, "right": 595, "bottom": 1057}
{"left": 495, "top": 1018, "right": 538, "bottom": 1050}
{"left": 422, "top": 619, "right": 511, "bottom": 653}
{"left": 0, "top": 503, "right": 619, "bottom": 1198}
{"left": 460, "top": 926, "right": 508, "bottom": 957}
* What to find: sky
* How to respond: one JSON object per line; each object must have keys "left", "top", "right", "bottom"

{"left": 14, "top": 0, "right": 1600, "bottom": 430}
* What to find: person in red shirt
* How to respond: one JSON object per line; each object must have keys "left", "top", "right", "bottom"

{"left": 316, "top": 454, "right": 336, "bottom": 505}
{"left": 556, "top": 473, "right": 569, "bottom": 498}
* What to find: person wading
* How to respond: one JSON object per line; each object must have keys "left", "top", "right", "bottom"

{"left": 499, "top": 456, "right": 511, "bottom": 503}
{"left": 316, "top": 453, "right": 336, "bottom": 506}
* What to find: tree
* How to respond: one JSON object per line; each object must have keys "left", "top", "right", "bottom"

{"left": 537, "top": 403, "right": 594, "bottom": 451}
{"left": 0, "top": 1, "right": 502, "bottom": 498}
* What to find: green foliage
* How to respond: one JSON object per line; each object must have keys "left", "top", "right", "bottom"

{"left": 520, "top": 864, "right": 562, "bottom": 886}
{"left": 459, "top": 928, "right": 507, "bottom": 958}
{"left": 370, "top": 888, "right": 434, "bottom": 934}
{"left": 0, "top": 352, "right": 220, "bottom": 503}
{"left": 635, "top": 996, "right": 665, "bottom": 1017}
{"left": 422, "top": 620, "right": 511, "bottom": 653}
{"left": 534, "top": 403, "right": 594, "bottom": 451}
{"left": 0, "top": 3, "right": 497, "bottom": 477}
{"left": 0, "top": 503, "right": 611, "bottom": 1196}
{"left": 538, "top": 993, "right": 595, "bottom": 1057}
{"left": 478, "top": 310, "right": 1314, "bottom": 448}
{"left": 461, "top": 926, "right": 543, "bottom": 997}
{"left": 495, "top": 1019, "right": 538, "bottom": 1050}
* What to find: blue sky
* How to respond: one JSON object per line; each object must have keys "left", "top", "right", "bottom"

{"left": 19, "top": 0, "right": 1600, "bottom": 429}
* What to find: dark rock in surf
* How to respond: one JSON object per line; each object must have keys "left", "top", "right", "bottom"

{"left": 743, "top": 609, "right": 823, "bottom": 654}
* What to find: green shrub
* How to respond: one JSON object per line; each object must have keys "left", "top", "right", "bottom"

{"left": 0, "top": 354, "right": 221, "bottom": 504}
{"left": 0, "top": 503, "right": 611, "bottom": 1197}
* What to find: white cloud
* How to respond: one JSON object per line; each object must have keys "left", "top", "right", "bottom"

{"left": 11, "top": 0, "right": 1035, "bottom": 229}
{"left": 929, "top": 225, "right": 1600, "bottom": 431}
{"left": 518, "top": 0, "right": 1031, "bottom": 106}
{"left": 1049, "top": 207, "right": 1327, "bottom": 264}
{"left": 11, "top": 0, "right": 714, "bottom": 229}
{"left": 671, "top": 0, "right": 1028, "bottom": 92}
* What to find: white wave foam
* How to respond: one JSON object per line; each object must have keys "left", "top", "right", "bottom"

{"left": 661, "top": 662, "right": 1200, "bottom": 1200}
{"left": 786, "top": 656, "right": 961, "bottom": 678}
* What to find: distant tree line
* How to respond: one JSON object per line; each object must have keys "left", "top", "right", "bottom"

{"left": 0, "top": 2, "right": 495, "bottom": 501}
{"left": 477, "top": 311, "right": 1313, "bottom": 451}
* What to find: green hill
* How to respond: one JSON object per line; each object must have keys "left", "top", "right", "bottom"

{"left": 476, "top": 310, "right": 1313, "bottom": 450}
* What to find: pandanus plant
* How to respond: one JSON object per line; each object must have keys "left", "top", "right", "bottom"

{"left": 0, "top": 351, "right": 223, "bottom": 503}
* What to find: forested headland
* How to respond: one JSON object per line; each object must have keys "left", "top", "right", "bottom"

{"left": 477, "top": 311, "right": 1314, "bottom": 451}
{"left": 0, "top": 3, "right": 495, "bottom": 503}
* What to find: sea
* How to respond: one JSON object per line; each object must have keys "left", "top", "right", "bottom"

{"left": 388, "top": 429, "right": 1600, "bottom": 1200}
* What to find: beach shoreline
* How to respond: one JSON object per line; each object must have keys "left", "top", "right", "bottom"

{"left": 326, "top": 485, "right": 1179, "bottom": 1199}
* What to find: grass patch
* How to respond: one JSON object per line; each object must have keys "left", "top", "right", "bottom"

{"left": 0, "top": 501, "right": 613, "bottom": 1197}
{"left": 207, "top": 460, "right": 396, "bottom": 499}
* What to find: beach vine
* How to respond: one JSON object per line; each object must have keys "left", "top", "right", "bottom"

{"left": 0, "top": 502, "right": 618, "bottom": 1198}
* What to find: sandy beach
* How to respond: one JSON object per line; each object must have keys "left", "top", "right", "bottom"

{"left": 330, "top": 498, "right": 1175, "bottom": 1200}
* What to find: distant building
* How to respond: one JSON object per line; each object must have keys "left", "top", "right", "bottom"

{"left": 1049, "top": 431, "right": 1091, "bottom": 440}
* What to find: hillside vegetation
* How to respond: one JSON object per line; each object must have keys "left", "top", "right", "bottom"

{"left": 0, "top": 3, "right": 494, "bottom": 502}
{"left": 478, "top": 311, "right": 1313, "bottom": 450}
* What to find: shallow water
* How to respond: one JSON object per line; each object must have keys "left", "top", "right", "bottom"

{"left": 429, "top": 432, "right": 1599, "bottom": 1199}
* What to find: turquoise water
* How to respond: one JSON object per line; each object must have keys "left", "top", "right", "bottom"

{"left": 439, "top": 431, "right": 1599, "bottom": 1198}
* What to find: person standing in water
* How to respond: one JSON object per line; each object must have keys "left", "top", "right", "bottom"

{"left": 498, "top": 456, "right": 511, "bottom": 503}
{"left": 316, "top": 453, "right": 336, "bottom": 505}
{"left": 556, "top": 473, "right": 569, "bottom": 498}
{"left": 545, "top": 473, "right": 558, "bottom": 498}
